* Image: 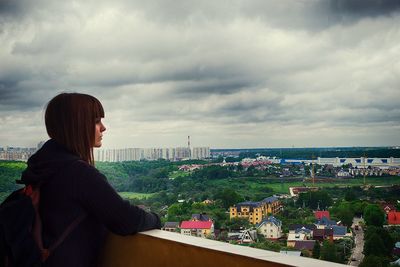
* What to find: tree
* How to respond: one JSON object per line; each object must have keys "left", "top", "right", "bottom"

{"left": 297, "top": 191, "right": 333, "bottom": 210}
{"left": 224, "top": 217, "right": 250, "bottom": 231}
{"left": 336, "top": 202, "right": 355, "bottom": 228}
{"left": 359, "top": 255, "right": 389, "bottom": 267}
{"left": 363, "top": 204, "right": 385, "bottom": 227}
{"left": 344, "top": 190, "right": 356, "bottom": 201}
{"left": 312, "top": 241, "right": 320, "bottom": 259}
{"left": 364, "top": 233, "right": 386, "bottom": 257}
{"left": 214, "top": 188, "right": 243, "bottom": 209}
{"left": 320, "top": 240, "right": 338, "bottom": 262}
{"left": 364, "top": 226, "right": 394, "bottom": 256}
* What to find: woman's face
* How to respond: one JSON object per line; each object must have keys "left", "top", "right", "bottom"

{"left": 94, "top": 118, "right": 106, "bottom": 147}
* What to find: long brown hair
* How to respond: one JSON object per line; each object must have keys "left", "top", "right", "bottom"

{"left": 45, "top": 93, "right": 104, "bottom": 165}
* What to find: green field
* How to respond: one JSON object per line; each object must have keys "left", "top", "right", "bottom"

{"left": 207, "top": 176, "right": 400, "bottom": 195}
{"left": 118, "top": 192, "right": 154, "bottom": 200}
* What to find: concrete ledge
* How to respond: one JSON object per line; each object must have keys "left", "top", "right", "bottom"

{"left": 100, "top": 229, "right": 347, "bottom": 267}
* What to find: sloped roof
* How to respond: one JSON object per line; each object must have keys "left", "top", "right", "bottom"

{"left": 180, "top": 221, "right": 213, "bottom": 229}
{"left": 314, "top": 211, "right": 330, "bottom": 220}
{"left": 388, "top": 211, "right": 400, "bottom": 225}
{"left": 331, "top": 225, "right": 347, "bottom": 236}
{"left": 263, "top": 196, "right": 278, "bottom": 203}
{"left": 236, "top": 201, "right": 262, "bottom": 212}
{"left": 191, "top": 214, "right": 211, "bottom": 222}
{"left": 315, "top": 216, "right": 336, "bottom": 226}
{"left": 258, "top": 216, "right": 282, "bottom": 227}
{"left": 295, "top": 227, "right": 312, "bottom": 234}
{"left": 289, "top": 224, "right": 316, "bottom": 231}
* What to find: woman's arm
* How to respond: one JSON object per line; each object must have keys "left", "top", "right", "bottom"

{"left": 73, "top": 162, "right": 161, "bottom": 235}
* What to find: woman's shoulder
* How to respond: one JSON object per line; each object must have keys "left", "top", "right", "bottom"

{"left": 67, "top": 160, "right": 109, "bottom": 194}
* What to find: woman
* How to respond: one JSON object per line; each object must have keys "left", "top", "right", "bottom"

{"left": 20, "top": 93, "right": 161, "bottom": 267}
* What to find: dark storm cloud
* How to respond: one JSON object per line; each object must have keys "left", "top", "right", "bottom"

{"left": 0, "top": 0, "right": 399, "bottom": 147}
{"left": 329, "top": 0, "right": 400, "bottom": 17}
{"left": 0, "top": 80, "right": 51, "bottom": 111}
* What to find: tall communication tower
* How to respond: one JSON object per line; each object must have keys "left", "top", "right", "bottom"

{"left": 187, "top": 135, "right": 191, "bottom": 159}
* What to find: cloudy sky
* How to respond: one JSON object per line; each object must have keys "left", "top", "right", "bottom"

{"left": 1, "top": 0, "right": 399, "bottom": 149}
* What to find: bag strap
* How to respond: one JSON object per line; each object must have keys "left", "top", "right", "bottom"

{"left": 41, "top": 213, "right": 87, "bottom": 262}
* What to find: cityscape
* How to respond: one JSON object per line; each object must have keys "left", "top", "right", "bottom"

{"left": 1, "top": 1, "right": 400, "bottom": 266}
{"left": 1, "top": 141, "right": 400, "bottom": 266}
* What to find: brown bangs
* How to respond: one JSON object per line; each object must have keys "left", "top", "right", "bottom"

{"left": 45, "top": 93, "right": 105, "bottom": 165}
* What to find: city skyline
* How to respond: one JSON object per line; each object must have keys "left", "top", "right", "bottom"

{"left": 1, "top": 1, "right": 400, "bottom": 149}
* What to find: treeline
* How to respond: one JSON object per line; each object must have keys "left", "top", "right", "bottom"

{"left": 237, "top": 147, "right": 400, "bottom": 160}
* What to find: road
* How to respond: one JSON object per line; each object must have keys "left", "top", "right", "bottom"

{"left": 349, "top": 217, "right": 364, "bottom": 266}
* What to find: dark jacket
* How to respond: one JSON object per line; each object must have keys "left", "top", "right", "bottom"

{"left": 20, "top": 139, "right": 161, "bottom": 267}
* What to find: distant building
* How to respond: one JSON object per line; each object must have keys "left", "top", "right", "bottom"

{"left": 289, "top": 187, "right": 318, "bottom": 197}
{"left": 0, "top": 146, "right": 37, "bottom": 161}
{"left": 180, "top": 221, "right": 214, "bottom": 238}
{"left": 331, "top": 225, "right": 348, "bottom": 240}
{"left": 229, "top": 196, "right": 282, "bottom": 225}
{"left": 227, "top": 229, "right": 257, "bottom": 244}
{"left": 314, "top": 211, "right": 330, "bottom": 220}
{"left": 192, "top": 147, "right": 210, "bottom": 159}
{"left": 257, "top": 216, "right": 282, "bottom": 240}
{"left": 315, "top": 217, "right": 337, "bottom": 229}
{"left": 163, "top": 222, "right": 179, "bottom": 232}
{"left": 312, "top": 228, "right": 333, "bottom": 242}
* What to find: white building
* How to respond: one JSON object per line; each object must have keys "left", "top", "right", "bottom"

{"left": 257, "top": 216, "right": 282, "bottom": 240}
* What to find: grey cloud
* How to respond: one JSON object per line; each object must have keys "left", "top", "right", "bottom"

{"left": 329, "top": 0, "right": 400, "bottom": 16}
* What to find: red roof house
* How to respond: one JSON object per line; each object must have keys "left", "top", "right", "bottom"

{"left": 180, "top": 221, "right": 214, "bottom": 238}
{"left": 180, "top": 221, "right": 213, "bottom": 229}
{"left": 314, "top": 211, "right": 330, "bottom": 220}
{"left": 388, "top": 211, "right": 400, "bottom": 225}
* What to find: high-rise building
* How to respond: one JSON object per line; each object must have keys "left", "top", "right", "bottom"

{"left": 192, "top": 147, "right": 210, "bottom": 159}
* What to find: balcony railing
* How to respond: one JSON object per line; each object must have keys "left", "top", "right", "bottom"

{"left": 100, "top": 229, "right": 347, "bottom": 267}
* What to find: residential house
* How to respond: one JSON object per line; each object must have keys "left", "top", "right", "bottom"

{"left": 312, "top": 228, "right": 333, "bottom": 242}
{"left": 163, "top": 222, "right": 179, "bottom": 232}
{"left": 287, "top": 228, "right": 313, "bottom": 247}
{"left": 257, "top": 216, "right": 282, "bottom": 240}
{"left": 315, "top": 217, "right": 337, "bottom": 229}
{"left": 288, "top": 224, "right": 316, "bottom": 233}
{"left": 229, "top": 196, "right": 282, "bottom": 225}
{"left": 388, "top": 211, "right": 400, "bottom": 225}
{"left": 331, "top": 225, "right": 348, "bottom": 240}
{"left": 180, "top": 221, "right": 214, "bottom": 238}
{"left": 227, "top": 229, "right": 258, "bottom": 244}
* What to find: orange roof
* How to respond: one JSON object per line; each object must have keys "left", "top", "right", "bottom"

{"left": 388, "top": 211, "right": 400, "bottom": 225}
{"left": 180, "top": 221, "right": 213, "bottom": 229}
{"left": 314, "top": 211, "right": 330, "bottom": 220}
